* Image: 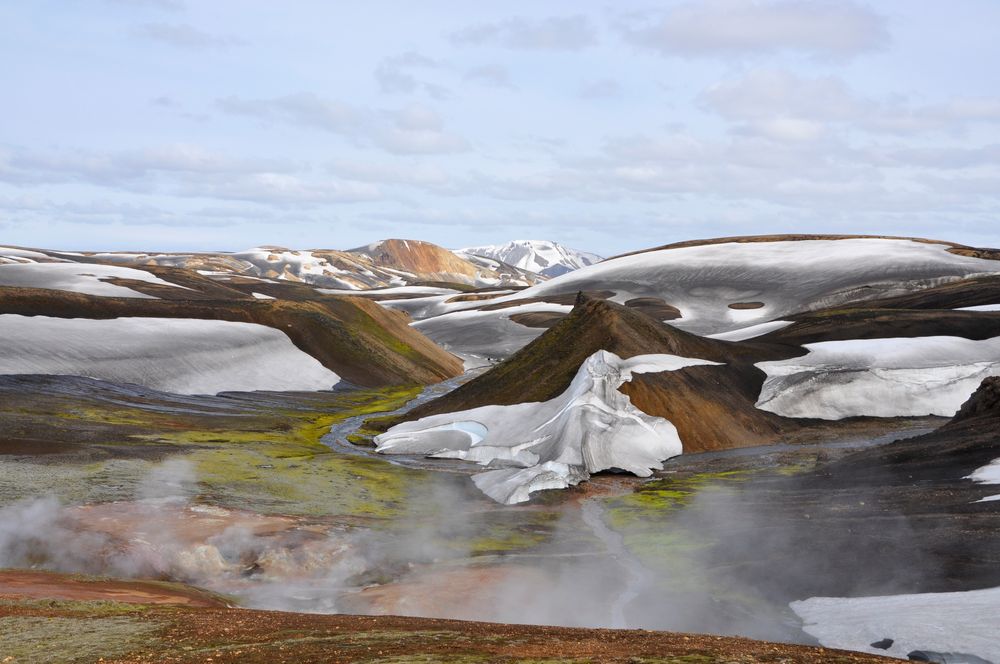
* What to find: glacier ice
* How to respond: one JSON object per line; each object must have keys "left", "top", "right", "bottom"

{"left": 375, "top": 350, "right": 720, "bottom": 504}
{"left": 755, "top": 336, "right": 1000, "bottom": 419}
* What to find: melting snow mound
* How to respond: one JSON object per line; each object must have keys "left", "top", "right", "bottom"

{"left": 791, "top": 586, "right": 1000, "bottom": 662}
{"left": 0, "top": 314, "right": 340, "bottom": 394}
{"left": 375, "top": 350, "right": 720, "bottom": 504}
{"left": 755, "top": 336, "right": 1000, "bottom": 419}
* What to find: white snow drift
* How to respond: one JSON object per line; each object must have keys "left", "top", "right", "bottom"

{"left": 792, "top": 586, "right": 1000, "bottom": 662}
{"left": 0, "top": 263, "right": 189, "bottom": 298}
{"left": 375, "top": 350, "right": 720, "bottom": 504}
{"left": 755, "top": 335, "right": 1000, "bottom": 419}
{"left": 0, "top": 315, "right": 340, "bottom": 394}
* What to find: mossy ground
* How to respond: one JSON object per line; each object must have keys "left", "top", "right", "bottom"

{"left": 0, "top": 614, "right": 163, "bottom": 663}
{"left": 0, "top": 383, "right": 432, "bottom": 520}
{"left": 601, "top": 472, "right": 752, "bottom": 597}
{"left": 0, "top": 379, "right": 563, "bottom": 556}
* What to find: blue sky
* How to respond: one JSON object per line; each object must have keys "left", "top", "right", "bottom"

{"left": 2, "top": 0, "right": 998, "bottom": 254}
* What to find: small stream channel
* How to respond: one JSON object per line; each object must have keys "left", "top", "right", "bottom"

{"left": 322, "top": 371, "right": 484, "bottom": 472}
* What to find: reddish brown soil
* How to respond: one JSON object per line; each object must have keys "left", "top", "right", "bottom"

{"left": 0, "top": 571, "right": 894, "bottom": 663}
{"left": 0, "top": 570, "right": 226, "bottom": 607}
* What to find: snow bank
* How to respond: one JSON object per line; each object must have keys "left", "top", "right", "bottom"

{"left": 791, "top": 586, "right": 1000, "bottom": 662}
{"left": 412, "top": 303, "right": 572, "bottom": 362}
{"left": 0, "top": 315, "right": 340, "bottom": 394}
{"left": 968, "top": 459, "right": 1000, "bottom": 485}
{"left": 375, "top": 350, "right": 720, "bottom": 504}
{"left": 957, "top": 304, "right": 1000, "bottom": 312}
{"left": 0, "top": 246, "right": 63, "bottom": 263}
{"left": 0, "top": 263, "right": 189, "bottom": 298}
{"left": 755, "top": 336, "right": 1000, "bottom": 419}
{"left": 968, "top": 458, "right": 1000, "bottom": 503}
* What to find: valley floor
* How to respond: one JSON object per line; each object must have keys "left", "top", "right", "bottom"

{"left": 1, "top": 374, "right": 997, "bottom": 662}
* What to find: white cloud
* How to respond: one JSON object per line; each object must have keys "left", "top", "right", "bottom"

{"left": 464, "top": 65, "right": 515, "bottom": 90}
{"left": 0, "top": 145, "right": 381, "bottom": 206}
{"left": 136, "top": 22, "right": 243, "bottom": 49}
{"left": 216, "top": 93, "right": 360, "bottom": 133}
{"left": 374, "top": 52, "right": 450, "bottom": 99}
{"left": 620, "top": 0, "right": 888, "bottom": 58}
{"left": 579, "top": 78, "right": 623, "bottom": 99}
{"left": 701, "top": 69, "right": 1000, "bottom": 138}
{"left": 217, "top": 94, "right": 468, "bottom": 155}
{"left": 451, "top": 15, "right": 597, "bottom": 51}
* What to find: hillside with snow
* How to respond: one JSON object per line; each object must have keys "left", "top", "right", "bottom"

{"left": 456, "top": 240, "right": 602, "bottom": 278}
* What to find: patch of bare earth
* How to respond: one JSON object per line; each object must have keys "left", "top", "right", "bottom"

{"left": 0, "top": 572, "right": 893, "bottom": 663}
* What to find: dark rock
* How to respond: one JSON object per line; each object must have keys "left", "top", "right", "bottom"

{"left": 950, "top": 376, "right": 1000, "bottom": 424}
{"left": 871, "top": 638, "right": 894, "bottom": 650}
{"left": 907, "top": 651, "right": 993, "bottom": 664}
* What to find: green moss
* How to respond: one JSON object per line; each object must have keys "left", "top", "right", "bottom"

{"left": 189, "top": 442, "right": 427, "bottom": 518}
{"left": 600, "top": 472, "right": 753, "bottom": 596}
{"left": 464, "top": 512, "right": 558, "bottom": 555}
{"left": 605, "top": 471, "right": 748, "bottom": 531}
{"left": 0, "top": 615, "right": 162, "bottom": 662}
{"left": 0, "top": 598, "right": 148, "bottom": 616}
{"left": 1, "top": 383, "right": 430, "bottom": 517}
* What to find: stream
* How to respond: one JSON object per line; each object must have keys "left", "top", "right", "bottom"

{"left": 321, "top": 370, "right": 484, "bottom": 472}
{"left": 580, "top": 498, "right": 649, "bottom": 628}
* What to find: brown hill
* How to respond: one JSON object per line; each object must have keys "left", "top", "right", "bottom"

{"left": 0, "top": 286, "right": 462, "bottom": 387}
{"left": 353, "top": 239, "right": 480, "bottom": 280}
{"left": 373, "top": 295, "right": 803, "bottom": 452}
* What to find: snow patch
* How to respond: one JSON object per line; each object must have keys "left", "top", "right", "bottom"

{"left": 708, "top": 320, "right": 793, "bottom": 341}
{"left": 0, "top": 263, "right": 191, "bottom": 298}
{"left": 957, "top": 304, "right": 1000, "bottom": 312}
{"left": 755, "top": 336, "right": 1000, "bottom": 419}
{"left": 967, "top": 458, "right": 1000, "bottom": 485}
{"left": 791, "top": 586, "right": 1000, "bottom": 662}
{"left": 0, "top": 315, "right": 340, "bottom": 394}
{"left": 375, "top": 350, "right": 721, "bottom": 504}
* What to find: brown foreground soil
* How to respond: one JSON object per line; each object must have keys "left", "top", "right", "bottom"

{"left": 0, "top": 571, "right": 891, "bottom": 664}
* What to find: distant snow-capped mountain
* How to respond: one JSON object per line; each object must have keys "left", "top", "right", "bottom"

{"left": 455, "top": 240, "right": 602, "bottom": 278}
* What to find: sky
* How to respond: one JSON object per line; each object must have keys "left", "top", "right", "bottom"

{"left": 2, "top": 0, "right": 999, "bottom": 255}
